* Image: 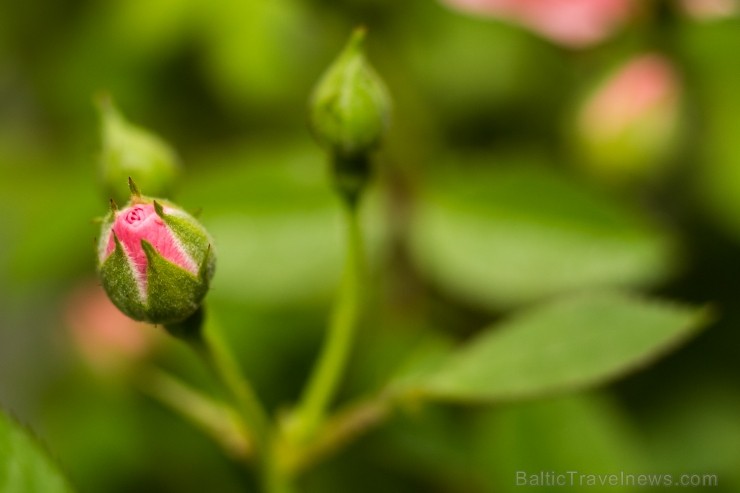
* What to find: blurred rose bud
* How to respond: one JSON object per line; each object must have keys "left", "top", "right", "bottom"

{"left": 309, "top": 27, "right": 391, "bottom": 159}
{"left": 679, "top": 0, "right": 737, "bottom": 20}
{"left": 97, "top": 181, "right": 215, "bottom": 325}
{"left": 97, "top": 94, "right": 181, "bottom": 205}
{"left": 573, "top": 54, "right": 682, "bottom": 184}
{"left": 441, "top": 0, "right": 634, "bottom": 48}
{"left": 65, "top": 280, "right": 161, "bottom": 374}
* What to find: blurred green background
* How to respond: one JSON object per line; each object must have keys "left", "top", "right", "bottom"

{"left": 1, "top": 0, "right": 739, "bottom": 491}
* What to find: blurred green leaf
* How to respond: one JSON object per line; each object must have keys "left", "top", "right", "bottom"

{"left": 110, "top": 0, "right": 194, "bottom": 58}
{"left": 197, "top": 0, "right": 314, "bottom": 110}
{"left": 181, "top": 140, "right": 389, "bottom": 307}
{"left": 409, "top": 160, "right": 678, "bottom": 308}
{"left": 474, "top": 393, "right": 643, "bottom": 493}
{"left": 347, "top": 315, "right": 456, "bottom": 398}
{"left": 0, "top": 158, "right": 99, "bottom": 289}
{"left": 364, "top": 405, "right": 487, "bottom": 491}
{"left": 0, "top": 409, "right": 74, "bottom": 493}
{"left": 367, "top": 392, "right": 643, "bottom": 493}
{"left": 410, "top": 291, "right": 708, "bottom": 402}
{"left": 681, "top": 20, "right": 740, "bottom": 241}
{"left": 641, "top": 384, "right": 740, "bottom": 492}
{"left": 386, "top": 333, "right": 455, "bottom": 393}
{"left": 402, "top": 2, "right": 566, "bottom": 126}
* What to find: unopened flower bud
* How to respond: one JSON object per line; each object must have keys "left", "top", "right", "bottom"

{"left": 97, "top": 181, "right": 215, "bottom": 325}
{"left": 309, "top": 27, "right": 391, "bottom": 160}
{"left": 573, "top": 53, "right": 682, "bottom": 184}
{"left": 97, "top": 95, "right": 181, "bottom": 205}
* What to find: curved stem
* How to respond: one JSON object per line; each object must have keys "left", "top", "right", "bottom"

{"left": 137, "top": 367, "right": 251, "bottom": 461}
{"left": 293, "top": 200, "right": 366, "bottom": 441}
{"left": 190, "top": 309, "right": 271, "bottom": 458}
{"left": 288, "top": 394, "right": 393, "bottom": 474}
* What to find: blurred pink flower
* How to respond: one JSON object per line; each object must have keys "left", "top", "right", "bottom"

{"left": 679, "top": 0, "right": 737, "bottom": 20}
{"left": 580, "top": 54, "right": 679, "bottom": 137}
{"left": 64, "top": 280, "right": 161, "bottom": 374}
{"left": 574, "top": 53, "right": 682, "bottom": 182}
{"left": 442, "top": 0, "right": 634, "bottom": 48}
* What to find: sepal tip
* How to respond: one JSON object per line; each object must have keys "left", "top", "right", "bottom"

{"left": 198, "top": 244, "right": 212, "bottom": 283}
{"left": 153, "top": 200, "right": 165, "bottom": 218}
{"left": 128, "top": 177, "right": 142, "bottom": 198}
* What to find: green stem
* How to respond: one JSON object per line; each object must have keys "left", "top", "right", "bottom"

{"left": 264, "top": 455, "right": 298, "bottom": 493}
{"left": 288, "top": 394, "right": 392, "bottom": 474}
{"left": 294, "top": 199, "right": 366, "bottom": 441}
{"left": 189, "top": 309, "right": 271, "bottom": 458}
{"left": 137, "top": 367, "right": 251, "bottom": 461}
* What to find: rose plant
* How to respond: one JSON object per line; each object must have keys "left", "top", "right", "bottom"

{"left": 0, "top": 22, "right": 714, "bottom": 493}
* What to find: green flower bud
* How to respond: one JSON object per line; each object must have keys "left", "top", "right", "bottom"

{"left": 96, "top": 95, "right": 181, "bottom": 205}
{"left": 309, "top": 27, "right": 391, "bottom": 159}
{"left": 97, "top": 181, "right": 215, "bottom": 325}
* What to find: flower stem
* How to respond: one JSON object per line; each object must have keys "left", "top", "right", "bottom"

{"left": 293, "top": 199, "right": 366, "bottom": 441}
{"left": 137, "top": 367, "right": 251, "bottom": 461}
{"left": 287, "top": 394, "right": 392, "bottom": 474}
{"left": 189, "top": 309, "right": 271, "bottom": 458}
{"left": 264, "top": 454, "right": 298, "bottom": 493}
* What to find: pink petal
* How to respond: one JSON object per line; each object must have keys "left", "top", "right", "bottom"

{"left": 103, "top": 203, "right": 197, "bottom": 292}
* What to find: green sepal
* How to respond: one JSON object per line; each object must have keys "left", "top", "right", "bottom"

{"left": 153, "top": 199, "right": 165, "bottom": 218}
{"left": 198, "top": 244, "right": 214, "bottom": 284}
{"left": 128, "top": 176, "right": 142, "bottom": 198}
{"left": 142, "top": 240, "right": 207, "bottom": 324}
{"left": 157, "top": 209, "right": 216, "bottom": 276}
{"left": 96, "top": 210, "right": 117, "bottom": 268}
{"left": 100, "top": 232, "right": 148, "bottom": 321}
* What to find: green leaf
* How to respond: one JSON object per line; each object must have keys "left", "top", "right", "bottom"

{"left": 410, "top": 291, "right": 709, "bottom": 403}
{"left": 409, "top": 161, "right": 678, "bottom": 309}
{"left": 0, "top": 409, "right": 74, "bottom": 493}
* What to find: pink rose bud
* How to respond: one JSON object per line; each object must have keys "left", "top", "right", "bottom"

{"left": 97, "top": 180, "right": 215, "bottom": 324}
{"left": 441, "top": 0, "right": 634, "bottom": 48}
{"left": 573, "top": 53, "right": 682, "bottom": 183}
